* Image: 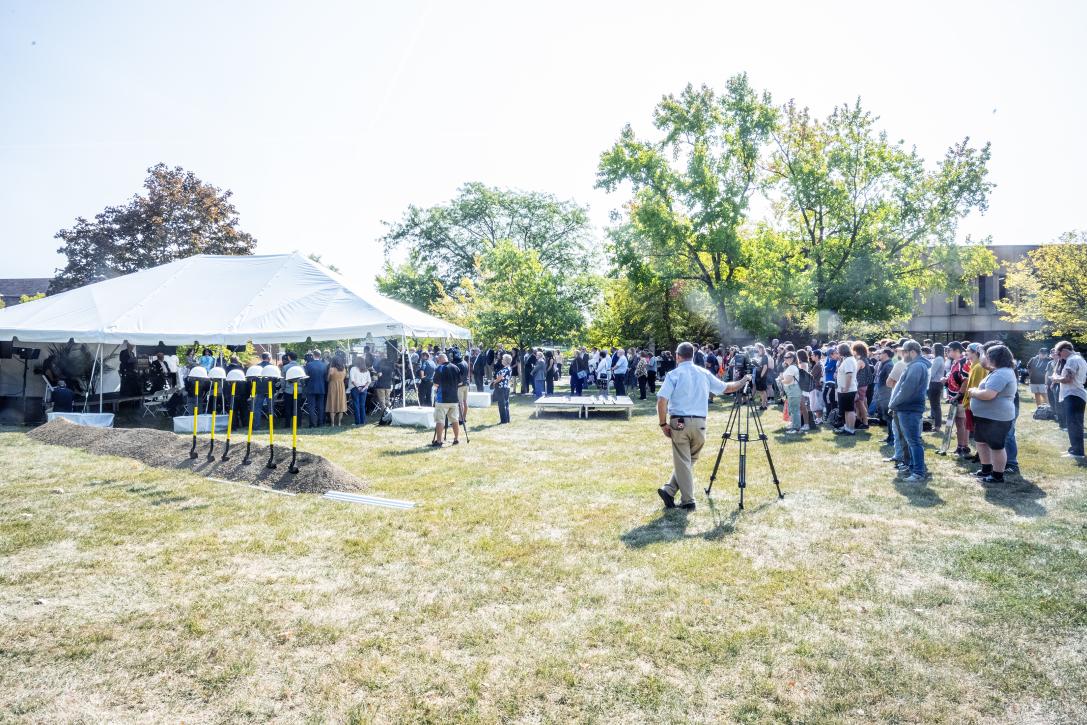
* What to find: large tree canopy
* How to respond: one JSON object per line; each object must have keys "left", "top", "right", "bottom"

{"left": 381, "top": 182, "right": 593, "bottom": 295}
{"left": 768, "top": 100, "right": 996, "bottom": 332}
{"left": 52, "top": 164, "right": 256, "bottom": 293}
{"left": 430, "top": 240, "right": 591, "bottom": 348}
{"left": 996, "top": 231, "right": 1087, "bottom": 344}
{"left": 597, "top": 75, "right": 776, "bottom": 338}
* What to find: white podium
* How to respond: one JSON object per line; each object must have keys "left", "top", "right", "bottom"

{"left": 466, "top": 391, "right": 492, "bottom": 408}
{"left": 390, "top": 406, "right": 436, "bottom": 427}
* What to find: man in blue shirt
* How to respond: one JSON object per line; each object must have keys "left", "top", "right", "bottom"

{"left": 304, "top": 350, "right": 328, "bottom": 427}
{"left": 416, "top": 351, "right": 436, "bottom": 407}
{"left": 656, "top": 342, "right": 750, "bottom": 510}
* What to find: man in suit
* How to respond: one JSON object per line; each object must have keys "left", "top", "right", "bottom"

{"left": 304, "top": 350, "right": 328, "bottom": 427}
{"left": 472, "top": 347, "right": 487, "bottom": 391}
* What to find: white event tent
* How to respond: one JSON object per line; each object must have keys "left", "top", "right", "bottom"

{"left": 0, "top": 253, "right": 470, "bottom": 410}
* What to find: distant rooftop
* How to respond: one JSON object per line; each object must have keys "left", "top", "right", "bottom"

{"left": 0, "top": 278, "right": 51, "bottom": 306}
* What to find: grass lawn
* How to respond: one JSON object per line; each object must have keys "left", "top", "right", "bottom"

{"left": 2, "top": 390, "right": 1086, "bottom": 723}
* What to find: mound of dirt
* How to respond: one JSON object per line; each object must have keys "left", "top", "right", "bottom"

{"left": 28, "top": 418, "right": 365, "bottom": 494}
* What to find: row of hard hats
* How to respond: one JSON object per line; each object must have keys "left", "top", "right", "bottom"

{"left": 186, "top": 365, "right": 309, "bottom": 382}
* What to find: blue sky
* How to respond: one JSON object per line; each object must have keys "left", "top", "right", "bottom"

{"left": 2, "top": 0, "right": 1084, "bottom": 282}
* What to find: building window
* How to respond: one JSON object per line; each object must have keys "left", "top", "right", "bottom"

{"left": 998, "top": 274, "right": 1008, "bottom": 300}
{"left": 958, "top": 295, "right": 968, "bottom": 309}
{"left": 977, "top": 275, "right": 988, "bottom": 308}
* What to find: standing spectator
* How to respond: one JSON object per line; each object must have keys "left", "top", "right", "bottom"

{"left": 570, "top": 347, "right": 589, "bottom": 396}
{"left": 430, "top": 353, "right": 462, "bottom": 446}
{"left": 370, "top": 352, "right": 393, "bottom": 410}
{"left": 927, "top": 343, "right": 946, "bottom": 433}
{"left": 796, "top": 349, "right": 813, "bottom": 431}
{"left": 833, "top": 342, "right": 859, "bottom": 435}
{"left": 199, "top": 347, "right": 215, "bottom": 371}
{"left": 1046, "top": 349, "right": 1065, "bottom": 430}
{"left": 494, "top": 353, "right": 513, "bottom": 424}
{"left": 521, "top": 349, "right": 534, "bottom": 396}
{"left": 547, "top": 350, "right": 561, "bottom": 396}
{"left": 781, "top": 351, "right": 803, "bottom": 434}
{"left": 888, "top": 340, "right": 931, "bottom": 482}
{"left": 808, "top": 349, "right": 825, "bottom": 425}
{"left": 304, "top": 351, "right": 328, "bottom": 428}
{"left": 532, "top": 350, "right": 547, "bottom": 398}
{"left": 1027, "top": 347, "right": 1051, "bottom": 407}
{"left": 822, "top": 346, "right": 839, "bottom": 415}
{"left": 647, "top": 350, "right": 659, "bottom": 393}
{"left": 348, "top": 356, "right": 371, "bottom": 425}
{"left": 968, "top": 345, "right": 1018, "bottom": 482}
{"left": 944, "top": 342, "right": 972, "bottom": 457}
{"left": 1050, "top": 340, "right": 1086, "bottom": 459}
{"left": 874, "top": 348, "right": 895, "bottom": 444}
{"left": 962, "top": 344, "right": 988, "bottom": 461}
{"left": 853, "top": 341, "right": 872, "bottom": 429}
{"left": 326, "top": 357, "right": 347, "bottom": 427}
{"left": 612, "top": 348, "right": 629, "bottom": 397}
{"left": 636, "top": 352, "right": 650, "bottom": 400}
{"left": 471, "top": 347, "right": 487, "bottom": 392}
{"left": 417, "top": 351, "right": 435, "bottom": 407}
{"left": 753, "top": 343, "right": 771, "bottom": 410}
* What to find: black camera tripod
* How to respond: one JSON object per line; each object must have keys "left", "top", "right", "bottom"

{"left": 705, "top": 381, "right": 784, "bottom": 509}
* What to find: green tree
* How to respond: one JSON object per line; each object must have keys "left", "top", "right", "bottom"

{"left": 597, "top": 74, "right": 777, "bottom": 339}
{"left": 381, "top": 182, "right": 593, "bottom": 295}
{"left": 52, "top": 164, "right": 256, "bottom": 293}
{"left": 586, "top": 274, "right": 717, "bottom": 351}
{"left": 768, "top": 100, "right": 997, "bottom": 333}
{"left": 19, "top": 293, "right": 46, "bottom": 304}
{"left": 375, "top": 260, "right": 445, "bottom": 311}
{"left": 996, "top": 232, "right": 1087, "bottom": 344}
{"left": 431, "top": 240, "right": 589, "bottom": 348}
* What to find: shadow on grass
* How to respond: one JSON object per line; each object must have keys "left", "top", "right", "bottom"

{"left": 619, "top": 498, "right": 774, "bottom": 548}
{"left": 892, "top": 476, "right": 945, "bottom": 507}
{"left": 982, "top": 476, "right": 1047, "bottom": 517}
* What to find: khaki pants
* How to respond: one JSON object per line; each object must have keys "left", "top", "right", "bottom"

{"left": 662, "top": 417, "right": 706, "bottom": 504}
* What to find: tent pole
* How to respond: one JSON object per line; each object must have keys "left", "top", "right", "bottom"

{"left": 85, "top": 346, "right": 97, "bottom": 414}
{"left": 400, "top": 332, "right": 406, "bottom": 408}
{"left": 97, "top": 344, "right": 104, "bottom": 413}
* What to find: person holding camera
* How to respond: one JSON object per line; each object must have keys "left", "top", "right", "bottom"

{"left": 656, "top": 342, "right": 751, "bottom": 511}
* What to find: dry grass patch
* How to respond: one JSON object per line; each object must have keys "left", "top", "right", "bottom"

{"left": 1, "top": 391, "right": 1085, "bottom": 722}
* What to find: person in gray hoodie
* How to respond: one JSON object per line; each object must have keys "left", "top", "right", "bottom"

{"left": 888, "top": 340, "right": 932, "bottom": 482}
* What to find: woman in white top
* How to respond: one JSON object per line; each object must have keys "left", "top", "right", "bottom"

{"left": 348, "top": 356, "right": 371, "bottom": 426}
{"left": 780, "top": 351, "right": 803, "bottom": 434}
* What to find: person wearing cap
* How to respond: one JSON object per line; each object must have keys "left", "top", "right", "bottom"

{"left": 1050, "top": 340, "right": 1086, "bottom": 459}
{"left": 887, "top": 340, "right": 931, "bottom": 482}
{"left": 1027, "top": 347, "right": 1051, "bottom": 407}
{"left": 656, "top": 341, "right": 751, "bottom": 511}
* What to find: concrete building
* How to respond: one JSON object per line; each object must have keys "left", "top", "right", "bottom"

{"left": 906, "top": 244, "right": 1040, "bottom": 343}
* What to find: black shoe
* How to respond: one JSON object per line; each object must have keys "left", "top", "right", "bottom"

{"left": 677, "top": 500, "right": 697, "bottom": 511}
{"left": 430, "top": 440, "right": 442, "bottom": 448}
{"left": 981, "top": 474, "right": 1004, "bottom": 483}
{"left": 972, "top": 468, "right": 989, "bottom": 477}
{"left": 451, "top": 439, "right": 460, "bottom": 446}
{"left": 657, "top": 488, "right": 676, "bottom": 509}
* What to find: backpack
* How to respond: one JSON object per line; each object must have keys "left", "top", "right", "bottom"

{"left": 799, "top": 368, "right": 815, "bottom": 393}
{"left": 1033, "top": 406, "right": 1055, "bottom": 421}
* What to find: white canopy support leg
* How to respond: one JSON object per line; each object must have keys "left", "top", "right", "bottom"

{"left": 97, "top": 343, "right": 104, "bottom": 413}
{"left": 84, "top": 346, "right": 98, "bottom": 414}
{"left": 399, "top": 333, "right": 407, "bottom": 408}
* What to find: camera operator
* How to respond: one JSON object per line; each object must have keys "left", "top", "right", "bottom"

{"left": 430, "top": 353, "right": 462, "bottom": 446}
{"left": 656, "top": 342, "right": 751, "bottom": 511}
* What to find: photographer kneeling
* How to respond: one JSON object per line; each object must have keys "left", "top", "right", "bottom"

{"left": 656, "top": 342, "right": 751, "bottom": 511}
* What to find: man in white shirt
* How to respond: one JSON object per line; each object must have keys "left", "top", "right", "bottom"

{"left": 1050, "top": 340, "right": 1086, "bottom": 459}
{"left": 656, "top": 342, "right": 750, "bottom": 510}
{"left": 611, "top": 350, "right": 629, "bottom": 396}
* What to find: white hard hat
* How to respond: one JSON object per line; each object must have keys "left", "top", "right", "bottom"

{"left": 208, "top": 366, "right": 227, "bottom": 380}
{"left": 226, "top": 369, "right": 246, "bottom": 383}
{"left": 285, "top": 366, "right": 308, "bottom": 382}
{"left": 245, "top": 365, "right": 264, "bottom": 379}
{"left": 187, "top": 366, "right": 209, "bottom": 380}
{"left": 262, "top": 365, "right": 282, "bottom": 380}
